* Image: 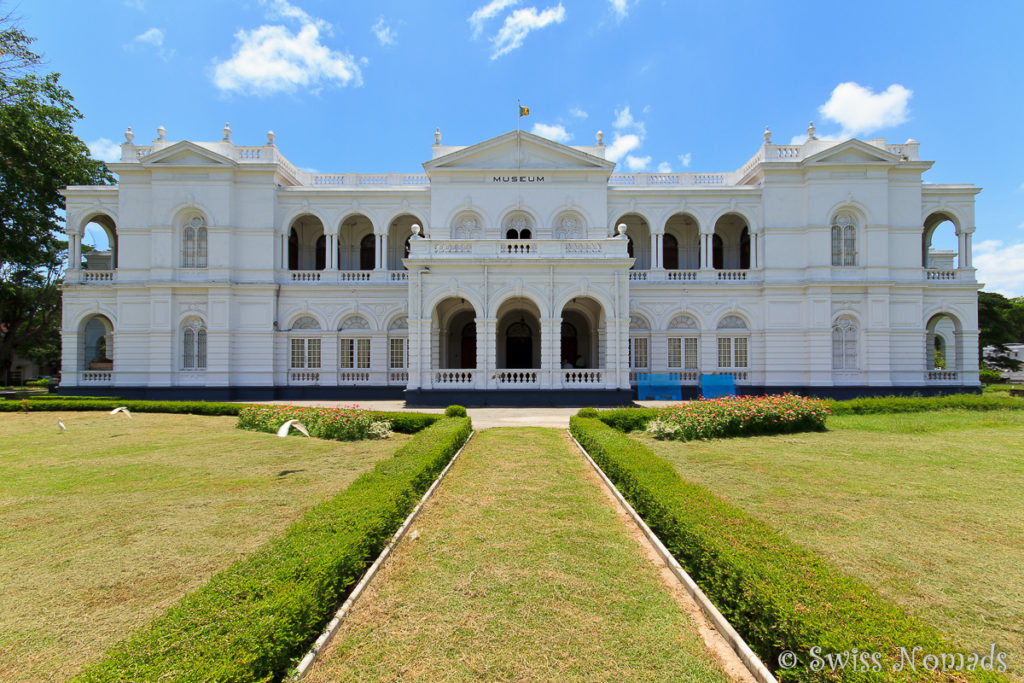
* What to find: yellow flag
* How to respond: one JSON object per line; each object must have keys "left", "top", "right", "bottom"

{"left": 519, "top": 105, "right": 529, "bottom": 117}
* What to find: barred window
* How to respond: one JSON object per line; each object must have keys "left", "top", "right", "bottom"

{"left": 832, "top": 317, "right": 857, "bottom": 370}
{"left": 668, "top": 337, "right": 698, "bottom": 369}
{"left": 717, "top": 337, "right": 732, "bottom": 368}
{"left": 291, "top": 338, "right": 306, "bottom": 369}
{"left": 389, "top": 337, "right": 407, "bottom": 369}
{"left": 831, "top": 214, "right": 856, "bottom": 266}
{"left": 339, "top": 338, "right": 353, "bottom": 369}
{"left": 340, "top": 338, "right": 371, "bottom": 369}
{"left": 668, "top": 337, "right": 682, "bottom": 368}
{"left": 182, "top": 216, "right": 208, "bottom": 268}
{"left": 182, "top": 319, "right": 207, "bottom": 370}
{"left": 291, "top": 338, "right": 321, "bottom": 369}
{"left": 629, "top": 337, "right": 649, "bottom": 369}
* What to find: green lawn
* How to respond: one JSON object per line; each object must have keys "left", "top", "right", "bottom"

{"left": 0, "top": 411, "right": 406, "bottom": 682}
{"left": 639, "top": 410, "right": 1024, "bottom": 678}
{"left": 306, "top": 428, "right": 729, "bottom": 683}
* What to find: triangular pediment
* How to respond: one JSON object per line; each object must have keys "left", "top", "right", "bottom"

{"left": 803, "top": 139, "right": 899, "bottom": 166}
{"left": 141, "top": 141, "right": 236, "bottom": 167}
{"left": 424, "top": 130, "right": 615, "bottom": 173}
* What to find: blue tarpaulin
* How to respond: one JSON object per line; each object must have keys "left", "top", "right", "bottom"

{"left": 700, "top": 374, "right": 736, "bottom": 398}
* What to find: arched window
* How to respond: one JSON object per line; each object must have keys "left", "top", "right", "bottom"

{"left": 290, "top": 316, "right": 322, "bottom": 369}
{"left": 832, "top": 317, "right": 857, "bottom": 370}
{"left": 503, "top": 212, "right": 533, "bottom": 240}
{"left": 717, "top": 315, "right": 749, "bottom": 370}
{"left": 388, "top": 316, "right": 409, "bottom": 376}
{"left": 338, "top": 315, "right": 371, "bottom": 370}
{"left": 182, "top": 318, "right": 207, "bottom": 370}
{"left": 831, "top": 214, "right": 857, "bottom": 266}
{"left": 182, "top": 216, "right": 208, "bottom": 268}
{"left": 628, "top": 315, "right": 650, "bottom": 372}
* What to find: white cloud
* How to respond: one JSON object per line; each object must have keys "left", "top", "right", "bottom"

{"left": 609, "top": 0, "right": 629, "bottom": 19}
{"left": 531, "top": 122, "right": 572, "bottom": 143}
{"left": 569, "top": 106, "right": 588, "bottom": 119}
{"left": 613, "top": 105, "right": 645, "bottom": 136}
{"left": 605, "top": 133, "right": 640, "bottom": 162}
{"left": 88, "top": 138, "right": 122, "bottom": 163}
{"left": 974, "top": 239, "right": 1024, "bottom": 296}
{"left": 625, "top": 155, "right": 651, "bottom": 171}
{"left": 657, "top": 161, "right": 671, "bottom": 173}
{"left": 678, "top": 152, "right": 691, "bottom": 168}
{"left": 372, "top": 17, "right": 396, "bottom": 46}
{"left": 124, "top": 28, "right": 174, "bottom": 60}
{"left": 212, "top": 1, "right": 362, "bottom": 96}
{"left": 490, "top": 4, "right": 566, "bottom": 59}
{"left": 469, "top": 0, "right": 520, "bottom": 38}
{"left": 819, "top": 82, "right": 913, "bottom": 138}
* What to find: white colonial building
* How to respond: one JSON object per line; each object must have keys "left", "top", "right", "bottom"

{"left": 59, "top": 123, "right": 981, "bottom": 403}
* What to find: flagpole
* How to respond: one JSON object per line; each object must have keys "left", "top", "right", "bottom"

{"left": 516, "top": 98, "right": 521, "bottom": 170}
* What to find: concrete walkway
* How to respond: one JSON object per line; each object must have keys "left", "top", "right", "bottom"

{"left": 261, "top": 399, "right": 677, "bottom": 429}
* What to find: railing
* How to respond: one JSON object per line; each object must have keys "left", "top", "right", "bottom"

{"left": 409, "top": 238, "right": 629, "bottom": 261}
{"left": 388, "top": 370, "right": 409, "bottom": 384}
{"left": 716, "top": 270, "right": 748, "bottom": 281}
{"left": 281, "top": 270, "right": 409, "bottom": 284}
{"left": 82, "top": 270, "right": 115, "bottom": 283}
{"left": 236, "top": 147, "right": 263, "bottom": 160}
{"left": 771, "top": 145, "right": 801, "bottom": 159}
{"left": 500, "top": 241, "right": 534, "bottom": 255}
{"left": 562, "top": 369, "right": 604, "bottom": 385}
{"left": 337, "top": 371, "right": 371, "bottom": 383}
{"left": 339, "top": 271, "right": 371, "bottom": 281}
{"left": 610, "top": 172, "right": 728, "bottom": 186}
{"left": 628, "top": 269, "right": 750, "bottom": 283}
{"left": 81, "top": 371, "right": 112, "bottom": 382}
{"left": 390, "top": 271, "right": 409, "bottom": 281}
{"left": 434, "top": 370, "right": 474, "bottom": 385}
{"left": 495, "top": 370, "right": 539, "bottom": 385}
{"left": 926, "top": 269, "right": 958, "bottom": 281}
{"left": 290, "top": 371, "right": 320, "bottom": 383}
{"left": 667, "top": 270, "right": 698, "bottom": 281}
{"left": 927, "top": 370, "right": 959, "bottom": 381}
{"left": 628, "top": 270, "right": 648, "bottom": 281}
{"left": 307, "top": 173, "right": 430, "bottom": 186}
{"left": 291, "top": 271, "right": 321, "bottom": 282}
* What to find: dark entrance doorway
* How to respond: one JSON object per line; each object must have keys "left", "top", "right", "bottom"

{"left": 505, "top": 321, "right": 533, "bottom": 368}
{"left": 461, "top": 322, "right": 477, "bottom": 369}
{"left": 561, "top": 322, "right": 577, "bottom": 367}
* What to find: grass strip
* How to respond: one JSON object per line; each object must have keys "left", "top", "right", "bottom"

{"left": 74, "top": 416, "right": 471, "bottom": 683}
{"left": 306, "top": 428, "right": 728, "bottom": 682}
{"left": 569, "top": 416, "right": 1009, "bottom": 683}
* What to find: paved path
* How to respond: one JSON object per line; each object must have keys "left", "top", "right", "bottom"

{"left": 261, "top": 399, "right": 677, "bottom": 429}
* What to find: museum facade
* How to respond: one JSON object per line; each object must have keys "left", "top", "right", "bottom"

{"left": 59, "top": 125, "right": 981, "bottom": 403}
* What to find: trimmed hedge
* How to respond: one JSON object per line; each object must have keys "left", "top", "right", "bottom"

{"left": 75, "top": 416, "right": 472, "bottom": 683}
{"left": 827, "top": 393, "right": 1024, "bottom": 415}
{"left": 579, "top": 406, "right": 658, "bottom": 432}
{"left": 0, "top": 398, "right": 243, "bottom": 415}
{"left": 444, "top": 404, "right": 467, "bottom": 417}
{"left": 236, "top": 404, "right": 439, "bottom": 439}
{"left": 569, "top": 417, "right": 1007, "bottom": 682}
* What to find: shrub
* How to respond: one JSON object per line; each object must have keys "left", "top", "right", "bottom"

{"left": 237, "top": 404, "right": 391, "bottom": 441}
{"left": 592, "top": 407, "right": 659, "bottom": 432}
{"left": 647, "top": 394, "right": 829, "bottom": 441}
{"left": 76, "top": 417, "right": 472, "bottom": 683}
{"left": 445, "top": 404, "right": 467, "bottom": 417}
{"left": 575, "top": 407, "right": 599, "bottom": 418}
{"left": 25, "top": 378, "right": 50, "bottom": 388}
{"left": 569, "top": 417, "right": 1006, "bottom": 683}
{"left": 979, "top": 364, "right": 1005, "bottom": 384}
{"left": 828, "top": 393, "right": 1024, "bottom": 415}
{"left": 0, "top": 399, "right": 243, "bottom": 415}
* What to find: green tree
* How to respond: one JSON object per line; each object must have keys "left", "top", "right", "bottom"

{"left": 977, "top": 291, "right": 1024, "bottom": 372}
{"left": 0, "top": 21, "right": 111, "bottom": 384}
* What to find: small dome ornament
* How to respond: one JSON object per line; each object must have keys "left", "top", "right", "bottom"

{"left": 222, "top": 122, "right": 232, "bottom": 141}
{"left": 410, "top": 223, "right": 422, "bottom": 237}
{"left": 434, "top": 127, "right": 442, "bottom": 145}
{"left": 596, "top": 130, "right": 605, "bottom": 145}
{"left": 266, "top": 130, "right": 276, "bottom": 145}
{"left": 124, "top": 127, "right": 135, "bottom": 143}
{"left": 616, "top": 223, "right": 628, "bottom": 237}
{"left": 156, "top": 125, "right": 167, "bottom": 141}
{"left": 807, "top": 121, "right": 817, "bottom": 140}
{"left": 763, "top": 126, "right": 771, "bottom": 143}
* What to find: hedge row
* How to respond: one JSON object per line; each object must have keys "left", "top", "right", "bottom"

{"left": 647, "top": 394, "right": 829, "bottom": 440}
{"left": 76, "top": 416, "right": 472, "bottom": 683}
{"left": 0, "top": 398, "right": 243, "bottom": 415}
{"left": 568, "top": 416, "right": 1006, "bottom": 682}
{"left": 827, "top": 393, "right": 1024, "bottom": 415}
{"left": 236, "top": 404, "right": 439, "bottom": 439}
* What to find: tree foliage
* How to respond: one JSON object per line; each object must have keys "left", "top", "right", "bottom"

{"left": 0, "top": 20, "right": 111, "bottom": 383}
{"left": 978, "top": 291, "right": 1024, "bottom": 371}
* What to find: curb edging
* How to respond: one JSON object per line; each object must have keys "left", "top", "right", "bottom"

{"left": 567, "top": 431, "right": 779, "bottom": 683}
{"left": 291, "top": 430, "right": 476, "bottom": 680}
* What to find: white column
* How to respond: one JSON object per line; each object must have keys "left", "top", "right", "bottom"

{"left": 650, "top": 232, "right": 660, "bottom": 270}
{"left": 965, "top": 232, "right": 973, "bottom": 268}
{"left": 700, "top": 233, "right": 711, "bottom": 269}
{"left": 376, "top": 233, "right": 385, "bottom": 270}
{"left": 752, "top": 232, "right": 759, "bottom": 269}
{"left": 281, "top": 233, "right": 288, "bottom": 269}
{"left": 69, "top": 234, "right": 80, "bottom": 269}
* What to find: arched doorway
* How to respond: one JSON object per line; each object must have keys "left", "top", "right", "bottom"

{"left": 712, "top": 213, "right": 750, "bottom": 270}
{"left": 338, "top": 214, "right": 375, "bottom": 270}
{"left": 82, "top": 214, "right": 118, "bottom": 269}
{"left": 922, "top": 212, "right": 959, "bottom": 269}
{"left": 288, "top": 214, "right": 326, "bottom": 270}
{"left": 925, "top": 313, "right": 961, "bottom": 377}
{"left": 81, "top": 315, "right": 114, "bottom": 370}
{"left": 615, "top": 213, "right": 650, "bottom": 269}
{"left": 433, "top": 297, "right": 478, "bottom": 369}
{"left": 560, "top": 297, "right": 603, "bottom": 369}
{"left": 664, "top": 213, "right": 699, "bottom": 269}
{"left": 496, "top": 297, "right": 542, "bottom": 369}
{"left": 389, "top": 214, "right": 422, "bottom": 270}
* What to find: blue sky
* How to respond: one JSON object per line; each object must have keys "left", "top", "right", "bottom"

{"left": 20, "top": 0, "right": 1024, "bottom": 295}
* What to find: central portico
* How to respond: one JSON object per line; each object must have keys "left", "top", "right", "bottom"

{"left": 404, "top": 130, "right": 634, "bottom": 404}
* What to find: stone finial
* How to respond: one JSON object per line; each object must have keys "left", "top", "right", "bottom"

{"left": 266, "top": 130, "right": 276, "bottom": 145}
{"left": 807, "top": 121, "right": 817, "bottom": 140}
{"left": 434, "top": 127, "right": 441, "bottom": 145}
{"left": 156, "top": 125, "right": 167, "bottom": 141}
{"left": 222, "top": 122, "right": 232, "bottom": 141}
{"left": 763, "top": 126, "right": 771, "bottom": 143}
{"left": 596, "top": 130, "right": 604, "bottom": 145}
{"left": 411, "top": 223, "right": 422, "bottom": 237}
{"left": 616, "top": 223, "right": 627, "bottom": 236}
{"left": 124, "top": 127, "right": 135, "bottom": 143}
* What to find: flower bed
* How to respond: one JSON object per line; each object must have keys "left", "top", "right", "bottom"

{"left": 646, "top": 394, "right": 829, "bottom": 441}
{"left": 237, "top": 404, "right": 393, "bottom": 440}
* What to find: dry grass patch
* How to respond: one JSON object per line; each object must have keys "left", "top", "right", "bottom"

{"left": 306, "top": 428, "right": 729, "bottom": 683}
{"left": 639, "top": 410, "right": 1024, "bottom": 678}
{"left": 0, "top": 411, "right": 406, "bottom": 682}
